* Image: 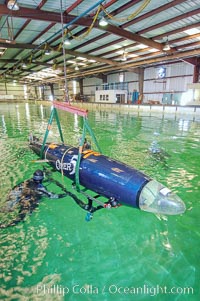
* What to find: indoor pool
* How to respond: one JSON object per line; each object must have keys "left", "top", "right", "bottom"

{"left": 0, "top": 102, "right": 199, "bottom": 301}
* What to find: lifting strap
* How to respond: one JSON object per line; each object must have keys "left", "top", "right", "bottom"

{"left": 40, "top": 107, "right": 64, "bottom": 158}
{"left": 40, "top": 102, "right": 101, "bottom": 192}
{"left": 75, "top": 116, "right": 101, "bottom": 191}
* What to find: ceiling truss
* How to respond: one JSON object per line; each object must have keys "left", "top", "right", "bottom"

{"left": 0, "top": 0, "right": 199, "bottom": 85}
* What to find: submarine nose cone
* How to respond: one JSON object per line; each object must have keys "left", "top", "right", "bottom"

{"left": 139, "top": 180, "right": 186, "bottom": 215}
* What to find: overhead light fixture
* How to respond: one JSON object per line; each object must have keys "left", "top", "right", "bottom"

{"left": 78, "top": 62, "right": 86, "bottom": 66}
{"left": 64, "top": 38, "right": 71, "bottom": 45}
{"left": 163, "top": 37, "right": 171, "bottom": 51}
{"left": 45, "top": 49, "right": 51, "bottom": 55}
{"left": 122, "top": 53, "right": 127, "bottom": 61}
{"left": 0, "top": 38, "right": 16, "bottom": 44}
{"left": 77, "top": 56, "right": 86, "bottom": 61}
{"left": 99, "top": 17, "right": 108, "bottom": 26}
{"left": 7, "top": 0, "right": 20, "bottom": 10}
{"left": 0, "top": 47, "right": 6, "bottom": 56}
{"left": 121, "top": 49, "right": 127, "bottom": 61}
{"left": 68, "top": 60, "right": 76, "bottom": 64}
{"left": 148, "top": 48, "right": 158, "bottom": 53}
{"left": 163, "top": 42, "right": 170, "bottom": 51}
{"left": 128, "top": 53, "right": 138, "bottom": 58}
{"left": 22, "top": 62, "right": 27, "bottom": 68}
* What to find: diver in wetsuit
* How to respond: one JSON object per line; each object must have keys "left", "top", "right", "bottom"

{"left": 148, "top": 140, "right": 170, "bottom": 169}
{"left": 0, "top": 170, "right": 67, "bottom": 228}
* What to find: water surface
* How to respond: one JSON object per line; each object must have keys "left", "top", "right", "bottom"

{"left": 0, "top": 102, "right": 199, "bottom": 301}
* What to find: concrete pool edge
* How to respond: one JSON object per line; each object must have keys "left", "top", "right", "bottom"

{"left": 68, "top": 102, "right": 200, "bottom": 119}
{"left": 1, "top": 100, "right": 200, "bottom": 119}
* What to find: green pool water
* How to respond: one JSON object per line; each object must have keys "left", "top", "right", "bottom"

{"left": 0, "top": 102, "right": 199, "bottom": 301}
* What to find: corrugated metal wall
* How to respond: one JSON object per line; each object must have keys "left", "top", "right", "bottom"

{"left": 0, "top": 83, "right": 24, "bottom": 100}
{"left": 143, "top": 62, "right": 194, "bottom": 103}
{"left": 80, "top": 62, "right": 195, "bottom": 104}
{"left": 0, "top": 62, "right": 197, "bottom": 104}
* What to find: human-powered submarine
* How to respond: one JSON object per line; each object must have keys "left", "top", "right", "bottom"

{"left": 29, "top": 101, "right": 185, "bottom": 218}
{"left": 29, "top": 139, "right": 186, "bottom": 217}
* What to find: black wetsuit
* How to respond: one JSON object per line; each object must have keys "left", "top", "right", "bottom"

{"left": 0, "top": 178, "right": 66, "bottom": 228}
{"left": 0, "top": 174, "right": 109, "bottom": 227}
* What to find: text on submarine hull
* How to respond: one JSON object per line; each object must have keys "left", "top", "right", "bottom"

{"left": 30, "top": 141, "right": 186, "bottom": 216}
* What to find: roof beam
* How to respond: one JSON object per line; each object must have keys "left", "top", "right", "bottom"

{"left": 98, "top": 23, "right": 163, "bottom": 51}
{"left": 0, "top": 4, "right": 164, "bottom": 50}
{"left": 122, "top": 0, "right": 188, "bottom": 29}
{"left": 154, "top": 22, "right": 200, "bottom": 40}
{"left": 138, "top": 8, "right": 200, "bottom": 35}
{"left": 182, "top": 57, "right": 200, "bottom": 66}
{"left": 64, "top": 0, "right": 84, "bottom": 14}
{"left": 0, "top": 41, "right": 116, "bottom": 66}
{"left": 64, "top": 48, "right": 200, "bottom": 79}
{"left": 0, "top": 58, "right": 53, "bottom": 67}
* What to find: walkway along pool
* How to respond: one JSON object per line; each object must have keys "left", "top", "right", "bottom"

{"left": 0, "top": 102, "right": 199, "bottom": 301}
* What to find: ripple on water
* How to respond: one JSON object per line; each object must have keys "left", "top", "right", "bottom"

{"left": 0, "top": 104, "right": 199, "bottom": 301}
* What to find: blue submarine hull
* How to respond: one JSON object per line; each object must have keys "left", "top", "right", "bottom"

{"left": 30, "top": 141, "right": 186, "bottom": 215}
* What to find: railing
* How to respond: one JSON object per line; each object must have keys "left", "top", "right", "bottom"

{"left": 96, "top": 82, "right": 128, "bottom": 91}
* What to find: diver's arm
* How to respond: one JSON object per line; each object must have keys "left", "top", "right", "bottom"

{"left": 37, "top": 186, "right": 67, "bottom": 199}
{"left": 47, "top": 192, "right": 67, "bottom": 199}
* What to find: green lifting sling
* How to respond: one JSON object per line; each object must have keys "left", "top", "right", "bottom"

{"left": 40, "top": 101, "right": 101, "bottom": 192}
{"left": 75, "top": 116, "right": 101, "bottom": 191}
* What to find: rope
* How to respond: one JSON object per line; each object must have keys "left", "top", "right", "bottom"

{"left": 74, "top": 116, "right": 102, "bottom": 191}
{"left": 44, "top": 144, "right": 51, "bottom": 160}
{"left": 75, "top": 118, "right": 86, "bottom": 191}
{"left": 68, "top": 5, "right": 101, "bottom": 41}
{"left": 101, "top": 0, "right": 151, "bottom": 23}
{"left": 60, "top": 147, "right": 74, "bottom": 177}
{"left": 60, "top": 0, "right": 69, "bottom": 102}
